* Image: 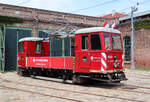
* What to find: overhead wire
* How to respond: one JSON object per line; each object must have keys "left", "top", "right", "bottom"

{"left": 118, "top": 0, "right": 150, "bottom": 13}
{"left": 70, "top": 0, "right": 150, "bottom": 16}
{"left": 70, "top": 0, "right": 119, "bottom": 13}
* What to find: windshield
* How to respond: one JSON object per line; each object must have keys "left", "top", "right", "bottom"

{"left": 111, "top": 34, "right": 122, "bottom": 50}
{"left": 104, "top": 34, "right": 111, "bottom": 50}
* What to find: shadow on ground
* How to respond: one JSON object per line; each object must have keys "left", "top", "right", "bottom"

{"left": 30, "top": 76, "right": 125, "bottom": 89}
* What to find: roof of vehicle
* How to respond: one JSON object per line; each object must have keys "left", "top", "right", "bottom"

{"left": 18, "top": 37, "right": 44, "bottom": 42}
{"left": 75, "top": 27, "right": 121, "bottom": 34}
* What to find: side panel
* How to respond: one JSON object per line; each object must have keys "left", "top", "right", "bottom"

{"left": 27, "top": 57, "right": 73, "bottom": 69}
{"left": 90, "top": 52, "right": 101, "bottom": 71}
{"left": 27, "top": 57, "right": 50, "bottom": 68}
{"left": 75, "top": 34, "right": 90, "bottom": 73}
{"left": 42, "top": 42, "right": 49, "bottom": 56}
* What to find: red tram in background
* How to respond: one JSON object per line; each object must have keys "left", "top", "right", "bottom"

{"left": 17, "top": 27, "right": 127, "bottom": 84}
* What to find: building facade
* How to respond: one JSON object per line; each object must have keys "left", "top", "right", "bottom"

{"left": 118, "top": 10, "right": 150, "bottom": 68}
{"left": 0, "top": 3, "right": 109, "bottom": 71}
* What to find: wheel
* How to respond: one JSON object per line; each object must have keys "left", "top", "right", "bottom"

{"left": 62, "top": 75, "right": 67, "bottom": 83}
{"left": 72, "top": 75, "right": 78, "bottom": 84}
{"left": 72, "top": 75, "right": 87, "bottom": 84}
{"left": 17, "top": 67, "right": 30, "bottom": 77}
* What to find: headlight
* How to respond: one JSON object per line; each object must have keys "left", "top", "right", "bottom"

{"left": 113, "top": 55, "right": 117, "bottom": 60}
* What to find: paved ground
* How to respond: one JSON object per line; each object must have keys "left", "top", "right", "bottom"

{"left": 0, "top": 69, "right": 150, "bottom": 102}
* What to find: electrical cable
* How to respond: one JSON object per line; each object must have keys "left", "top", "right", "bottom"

{"left": 118, "top": 0, "right": 150, "bottom": 13}
{"left": 70, "top": 0, "right": 119, "bottom": 13}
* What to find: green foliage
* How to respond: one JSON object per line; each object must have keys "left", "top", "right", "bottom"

{"left": 0, "top": 16, "right": 23, "bottom": 24}
{"left": 135, "top": 19, "right": 150, "bottom": 30}
{"left": 134, "top": 67, "right": 150, "bottom": 71}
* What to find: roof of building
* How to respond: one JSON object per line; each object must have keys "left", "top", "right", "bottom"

{"left": 75, "top": 27, "right": 121, "bottom": 34}
{"left": 18, "top": 37, "right": 44, "bottom": 42}
{"left": 100, "top": 12, "right": 128, "bottom": 19}
{"left": 119, "top": 10, "right": 150, "bottom": 21}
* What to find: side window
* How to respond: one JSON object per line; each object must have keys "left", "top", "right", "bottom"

{"left": 104, "top": 34, "right": 111, "bottom": 50}
{"left": 71, "top": 38, "right": 75, "bottom": 56}
{"left": 91, "top": 34, "right": 101, "bottom": 50}
{"left": 82, "top": 35, "right": 88, "bottom": 50}
{"left": 18, "top": 43, "right": 21, "bottom": 52}
{"left": 36, "top": 43, "right": 41, "bottom": 53}
{"left": 22, "top": 43, "right": 24, "bottom": 52}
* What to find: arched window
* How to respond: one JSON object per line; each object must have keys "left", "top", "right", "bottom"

{"left": 123, "top": 36, "right": 131, "bottom": 61}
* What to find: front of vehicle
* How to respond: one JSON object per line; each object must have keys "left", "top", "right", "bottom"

{"left": 102, "top": 32, "right": 127, "bottom": 82}
{"left": 74, "top": 27, "right": 127, "bottom": 83}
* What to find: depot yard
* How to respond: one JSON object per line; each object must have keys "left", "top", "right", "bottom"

{"left": 0, "top": 69, "right": 150, "bottom": 102}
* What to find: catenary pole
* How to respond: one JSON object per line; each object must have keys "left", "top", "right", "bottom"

{"left": 130, "top": 4, "right": 138, "bottom": 69}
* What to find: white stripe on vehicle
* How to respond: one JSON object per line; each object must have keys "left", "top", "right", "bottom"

{"left": 122, "top": 54, "right": 124, "bottom": 67}
{"left": 101, "top": 53, "right": 107, "bottom": 60}
{"left": 101, "top": 58, "right": 107, "bottom": 68}
{"left": 101, "top": 66, "right": 105, "bottom": 71}
{"left": 101, "top": 53, "right": 107, "bottom": 71}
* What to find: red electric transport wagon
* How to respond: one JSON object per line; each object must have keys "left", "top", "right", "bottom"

{"left": 18, "top": 27, "right": 127, "bottom": 84}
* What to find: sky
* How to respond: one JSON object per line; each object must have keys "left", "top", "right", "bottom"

{"left": 0, "top": 0, "right": 150, "bottom": 16}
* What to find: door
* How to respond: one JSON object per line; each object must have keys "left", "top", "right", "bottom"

{"left": 90, "top": 34, "right": 102, "bottom": 71}
{"left": 75, "top": 34, "right": 90, "bottom": 73}
{"left": 0, "top": 26, "right": 4, "bottom": 72}
{"left": 5, "top": 28, "right": 32, "bottom": 71}
{"left": 5, "top": 28, "right": 17, "bottom": 71}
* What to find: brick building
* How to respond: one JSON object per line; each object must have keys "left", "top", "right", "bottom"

{"left": 0, "top": 3, "right": 110, "bottom": 71}
{"left": 118, "top": 10, "right": 150, "bottom": 68}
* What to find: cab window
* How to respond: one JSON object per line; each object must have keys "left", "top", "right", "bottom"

{"left": 36, "top": 43, "right": 41, "bottom": 52}
{"left": 82, "top": 35, "right": 88, "bottom": 50}
{"left": 111, "top": 34, "right": 122, "bottom": 50}
{"left": 91, "top": 34, "right": 101, "bottom": 50}
{"left": 104, "top": 34, "right": 111, "bottom": 50}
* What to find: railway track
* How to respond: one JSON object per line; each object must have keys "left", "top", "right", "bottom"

{"left": 0, "top": 77, "right": 146, "bottom": 102}
{"left": 0, "top": 84, "right": 82, "bottom": 102}
{"left": 125, "top": 71, "right": 150, "bottom": 78}
{"left": 127, "top": 74, "right": 150, "bottom": 80}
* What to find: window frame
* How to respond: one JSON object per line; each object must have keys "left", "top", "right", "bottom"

{"left": 111, "top": 34, "right": 123, "bottom": 50}
{"left": 103, "top": 34, "right": 111, "bottom": 50}
{"left": 36, "top": 42, "right": 41, "bottom": 53}
{"left": 90, "top": 34, "right": 101, "bottom": 50}
{"left": 81, "top": 35, "right": 89, "bottom": 50}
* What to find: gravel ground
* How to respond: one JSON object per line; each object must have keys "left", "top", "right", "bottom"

{"left": 0, "top": 69, "right": 150, "bottom": 102}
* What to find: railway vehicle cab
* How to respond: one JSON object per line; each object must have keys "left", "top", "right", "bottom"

{"left": 74, "top": 27, "right": 126, "bottom": 82}
{"left": 18, "top": 37, "right": 49, "bottom": 68}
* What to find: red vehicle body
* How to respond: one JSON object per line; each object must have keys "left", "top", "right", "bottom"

{"left": 18, "top": 27, "right": 127, "bottom": 84}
